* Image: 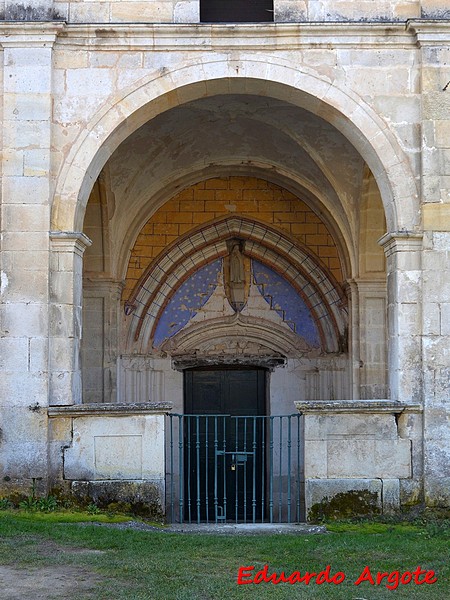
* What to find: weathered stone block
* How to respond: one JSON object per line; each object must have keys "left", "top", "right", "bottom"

{"left": 49, "top": 370, "right": 80, "bottom": 406}
{"left": 374, "top": 439, "right": 411, "bottom": 478}
{"left": 304, "top": 441, "right": 327, "bottom": 478}
{"left": 304, "top": 413, "right": 397, "bottom": 440}
{"left": 1, "top": 302, "right": 48, "bottom": 338}
{"left": 306, "top": 478, "right": 382, "bottom": 520}
{"left": 0, "top": 372, "right": 48, "bottom": 407}
{"left": 382, "top": 479, "right": 400, "bottom": 514}
{"left": 63, "top": 414, "right": 165, "bottom": 481}
{"left": 174, "top": 0, "right": 199, "bottom": 22}
{"left": 328, "top": 439, "right": 375, "bottom": 478}
{"left": 0, "top": 337, "right": 29, "bottom": 372}
{"left": 71, "top": 480, "right": 165, "bottom": 518}
{"left": 274, "top": 0, "right": 307, "bottom": 22}
{"left": 110, "top": 1, "right": 173, "bottom": 22}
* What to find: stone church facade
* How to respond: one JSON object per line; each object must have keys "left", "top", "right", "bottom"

{"left": 0, "top": 1, "right": 449, "bottom": 520}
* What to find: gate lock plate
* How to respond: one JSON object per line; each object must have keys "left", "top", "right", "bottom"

{"left": 231, "top": 452, "right": 250, "bottom": 470}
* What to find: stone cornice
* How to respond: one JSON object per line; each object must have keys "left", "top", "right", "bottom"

{"left": 0, "top": 22, "right": 65, "bottom": 47}
{"left": 52, "top": 22, "right": 415, "bottom": 51}
{"left": 48, "top": 402, "right": 172, "bottom": 417}
{"left": 407, "top": 19, "right": 450, "bottom": 46}
{"left": 295, "top": 400, "right": 422, "bottom": 414}
{"left": 0, "top": 20, "right": 448, "bottom": 51}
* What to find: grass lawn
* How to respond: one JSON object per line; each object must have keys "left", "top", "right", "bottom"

{"left": 0, "top": 511, "right": 449, "bottom": 599}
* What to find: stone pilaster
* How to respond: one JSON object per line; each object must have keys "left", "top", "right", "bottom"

{"left": 49, "top": 232, "right": 91, "bottom": 406}
{"left": 82, "top": 278, "right": 123, "bottom": 403}
{"left": 0, "top": 27, "right": 61, "bottom": 491}
{"left": 355, "top": 279, "right": 388, "bottom": 400}
{"left": 406, "top": 20, "right": 450, "bottom": 504}
{"left": 421, "top": 230, "right": 450, "bottom": 505}
{"left": 345, "top": 280, "right": 361, "bottom": 400}
{"left": 379, "top": 233, "right": 423, "bottom": 404}
{"left": 407, "top": 20, "right": 450, "bottom": 204}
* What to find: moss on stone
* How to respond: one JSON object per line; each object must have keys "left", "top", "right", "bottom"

{"left": 308, "top": 489, "right": 381, "bottom": 522}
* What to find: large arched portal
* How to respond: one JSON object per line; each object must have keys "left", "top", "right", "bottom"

{"left": 51, "top": 71, "right": 419, "bottom": 522}
{"left": 80, "top": 92, "right": 388, "bottom": 408}
{"left": 77, "top": 89, "right": 397, "bottom": 521}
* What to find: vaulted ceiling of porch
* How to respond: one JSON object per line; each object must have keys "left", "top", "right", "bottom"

{"left": 100, "top": 93, "right": 367, "bottom": 280}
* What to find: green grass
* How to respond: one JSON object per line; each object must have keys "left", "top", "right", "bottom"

{"left": 0, "top": 512, "right": 449, "bottom": 599}
{"left": 0, "top": 508, "right": 130, "bottom": 524}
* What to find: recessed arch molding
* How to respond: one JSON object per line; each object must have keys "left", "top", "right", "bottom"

{"left": 124, "top": 216, "right": 347, "bottom": 356}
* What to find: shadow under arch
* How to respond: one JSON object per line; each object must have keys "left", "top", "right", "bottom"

{"left": 52, "top": 59, "right": 419, "bottom": 234}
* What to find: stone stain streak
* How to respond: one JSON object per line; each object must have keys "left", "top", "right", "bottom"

{"left": 3, "top": 5, "right": 64, "bottom": 20}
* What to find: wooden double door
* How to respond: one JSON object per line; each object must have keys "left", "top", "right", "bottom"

{"left": 184, "top": 368, "right": 266, "bottom": 522}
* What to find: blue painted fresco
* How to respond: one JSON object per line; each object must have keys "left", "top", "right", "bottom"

{"left": 153, "top": 259, "right": 222, "bottom": 347}
{"left": 252, "top": 260, "right": 320, "bottom": 348}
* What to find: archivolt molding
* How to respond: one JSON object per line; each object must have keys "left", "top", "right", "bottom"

{"left": 52, "top": 57, "right": 418, "bottom": 233}
{"left": 124, "top": 216, "right": 347, "bottom": 355}
{"left": 162, "top": 313, "right": 317, "bottom": 359}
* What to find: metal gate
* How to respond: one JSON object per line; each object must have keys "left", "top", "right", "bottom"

{"left": 166, "top": 414, "right": 304, "bottom": 524}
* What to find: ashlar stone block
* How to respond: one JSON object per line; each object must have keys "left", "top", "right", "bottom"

{"left": 327, "top": 439, "right": 376, "bottom": 478}
{"left": 63, "top": 414, "right": 165, "bottom": 481}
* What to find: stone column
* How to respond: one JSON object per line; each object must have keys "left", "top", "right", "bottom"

{"left": 379, "top": 233, "right": 423, "bottom": 404}
{"left": 49, "top": 232, "right": 91, "bottom": 406}
{"left": 0, "top": 26, "right": 61, "bottom": 493}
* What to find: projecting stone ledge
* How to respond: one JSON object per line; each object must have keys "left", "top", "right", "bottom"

{"left": 295, "top": 400, "right": 422, "bottom": 414}
{"left": 47, "top": 402, "right": 173, "bottom": 418}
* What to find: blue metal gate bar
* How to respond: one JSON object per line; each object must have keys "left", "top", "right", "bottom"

{"left": 252, "top": 417, "right": 257, "bottom": 523}
{"left": 214, "top": 417, "right": 218, "bottom": 521}
{"left": 278, "top": 417, "right": 283, "bottom": 522}
{"left": 186, "top": 416, "right": 191, "bottom": 523}
{"left": 297, "top": 415, "right": 301, "bottom": 522}
{"left": 204, "top": 417, "right": 209, "bottom": 523}
{"left": 166, "top": 414, "right": 303, "bottom": 524}
{"left": 287, "top": 414, "right": 292, "bottom": 524}
{"left": 269, "top": 417, "right": 274, "bottom": 523}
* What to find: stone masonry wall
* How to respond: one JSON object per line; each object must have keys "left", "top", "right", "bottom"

{"left": 123, "top": 176, "right": 342, "bottom": 302}
{"left": 0, "top": 0, "right": 426, "bottom": 25}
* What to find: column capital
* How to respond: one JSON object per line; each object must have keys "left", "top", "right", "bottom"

{"left": 378, "top": 232, "right": 423, "bottom": 258}
{"left": 83, "top": 277, "right": 125, "bottom": 297}
{"left": 50, "top": 231, "right": 92, "bottom": 256}
{"left": 349, "top": 278, "right": 387, "bottom": 295}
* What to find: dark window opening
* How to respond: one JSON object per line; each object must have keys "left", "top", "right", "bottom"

{"left": 200, "top": 0, "right": 274, "bottom": 23}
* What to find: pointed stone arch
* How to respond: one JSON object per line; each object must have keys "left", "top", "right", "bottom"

{"left": 124, "top": 216, "right": 347, "bottom": 355}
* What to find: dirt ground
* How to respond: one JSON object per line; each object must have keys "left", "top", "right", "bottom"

{"left": 0, "top": 565, "right": 105, "bottom": 600}
{"left": 0, "top": 541, "right": 106, "bottom": 600}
